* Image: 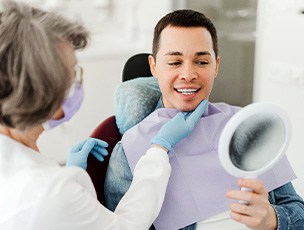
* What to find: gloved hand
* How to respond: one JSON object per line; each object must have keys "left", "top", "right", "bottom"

{"left": 151, "top": 100, "right": 209, "bottom": 151}
{"left": 66, "top": 138, "right": 109, "bottom": 169}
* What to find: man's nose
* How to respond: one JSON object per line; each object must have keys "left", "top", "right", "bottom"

{"left": 179, "top": 63, "right": 198, "bottom": 81}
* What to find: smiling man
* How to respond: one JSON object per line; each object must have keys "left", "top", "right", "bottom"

{"left": 148, "top": 25, "right": 219, "bottom": 112}
{"left": 104, "top": 9, "right": 304, "bottom": 230}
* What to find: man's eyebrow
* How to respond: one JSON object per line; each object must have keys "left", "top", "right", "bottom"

{"left": 196, "top": 51, "right": 212, "bottom": 56}
{"left": 164, "top": 51, "right": 212, "bottom": 56}
{"left": 164, "top": 51, "right": 183, "bottom": 56}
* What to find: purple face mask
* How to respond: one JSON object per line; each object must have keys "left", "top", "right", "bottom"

{"left": 43, "top": 83, "right": 84, "bottom": 131}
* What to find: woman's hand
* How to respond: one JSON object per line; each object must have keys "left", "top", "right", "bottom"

{"left": 66, "top": 138, "right": 108, "bottom": 169}
{"left": 151, "top": 100, "right": 208, "bottom": 151}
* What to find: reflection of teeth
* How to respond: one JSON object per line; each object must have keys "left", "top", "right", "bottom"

{"left": 176, "top": 88, "right": 198, "bottom": 95}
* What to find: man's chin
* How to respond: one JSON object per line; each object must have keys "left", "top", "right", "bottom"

{"left": 164, "top": 99, "right": 205, "bottom": 112}
{"left": 176, "top": 104, "right": 198, "bottom": 112}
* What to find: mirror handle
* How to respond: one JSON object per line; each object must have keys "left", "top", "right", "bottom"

{"left": 238, "top": 187, "right": 252, "bottom": 204}
{"left": 238, "top": 175, "right": 256, "bottom": 204}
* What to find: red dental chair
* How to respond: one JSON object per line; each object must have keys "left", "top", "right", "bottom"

{"left": 86, "top": 53, "right": 152, "bottom": 204}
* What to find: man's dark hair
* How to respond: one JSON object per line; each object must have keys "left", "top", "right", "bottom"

{"left": 152, "top": 9, "right": 218, "bottom": 58}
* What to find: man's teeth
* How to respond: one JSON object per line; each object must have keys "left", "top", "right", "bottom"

{"left": 176, "top": 88, "right": 198, "bottom": 95}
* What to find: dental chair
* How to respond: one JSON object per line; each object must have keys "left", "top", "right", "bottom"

{"left": 122, "top": 53, "right": 152, "bottom": 81}
{"left": 86, "top": 53, "right": 153, "bottom": 204}
{"left": 86, "top": 115, "right": 121, "bottom": 204}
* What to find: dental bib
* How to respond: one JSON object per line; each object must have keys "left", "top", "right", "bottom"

{"left": 122, "top": 103, "right": 296, "bottom": 230}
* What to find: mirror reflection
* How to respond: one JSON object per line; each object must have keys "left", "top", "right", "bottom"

{"left": 229, "top": 113, "right": 286, "bottom": 171}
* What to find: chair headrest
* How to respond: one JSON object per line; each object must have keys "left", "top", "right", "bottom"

{"left": 115, "top": 77, "right": 161, "bottom": 134}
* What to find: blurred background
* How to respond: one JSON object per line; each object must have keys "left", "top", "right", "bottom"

{"left": 18, "top": 0, "right": 304, "bottom": 196}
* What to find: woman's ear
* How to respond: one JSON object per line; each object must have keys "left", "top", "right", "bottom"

{"left": 51, "top": 107, "right": 64, "bottom": 120}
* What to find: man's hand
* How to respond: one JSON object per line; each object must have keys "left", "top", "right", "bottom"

{"left": 226, "top": 178, "right": 278, "bottom": 230}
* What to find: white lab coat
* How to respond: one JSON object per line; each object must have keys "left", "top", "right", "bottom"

{"left": 0, "top": 134, "right": 171, "bottom": 230}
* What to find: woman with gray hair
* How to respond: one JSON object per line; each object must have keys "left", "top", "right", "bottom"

{"left": 0, "top": 1, "right": 207, "bottom": 229}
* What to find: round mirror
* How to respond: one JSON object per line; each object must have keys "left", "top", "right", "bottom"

{"left": 218, "top": 102, "right": 291, "bottom": 178}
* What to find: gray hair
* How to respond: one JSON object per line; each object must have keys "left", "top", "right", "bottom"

{"left": 0, "top": 0, "right": 89, "bottom": 131}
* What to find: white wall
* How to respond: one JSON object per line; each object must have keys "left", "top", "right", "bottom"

{"left": 254, "top": 0, "right": 304, "bottom": 196}
{"left": 37, "top": 0, "right": 173, "bottom": 164}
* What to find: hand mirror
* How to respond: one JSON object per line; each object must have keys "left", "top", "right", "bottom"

{"left": 218, "top": 102, "right": 291, "bottom": 180}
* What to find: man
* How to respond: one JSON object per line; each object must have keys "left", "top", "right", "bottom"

{"left": 105, "top": 9, "right": 304, "bottom": 229}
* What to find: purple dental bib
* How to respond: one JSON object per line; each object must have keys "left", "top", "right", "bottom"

{"left": 122, "top": 103, "right": 296, "bottom": 230}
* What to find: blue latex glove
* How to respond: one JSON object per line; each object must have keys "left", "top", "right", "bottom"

{"left": 66, "top": 138, "right": 109, "bottom": 169}
{"left": 151, "top": 100, "right": 209, "bottom": 151}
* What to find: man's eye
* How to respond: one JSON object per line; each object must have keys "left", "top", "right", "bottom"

{"left": 196, "top": 61, "right": 208, "bottom": 65}
{"left": 168, "top": 62, "right": 181, "bottom": 66}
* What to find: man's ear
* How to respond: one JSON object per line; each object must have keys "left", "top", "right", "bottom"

{"left": 148, "top": 55, "right": 157, "bottom": 77}
{"left": 215, "top": 56, "right": 220, "bottom": 78}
